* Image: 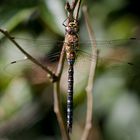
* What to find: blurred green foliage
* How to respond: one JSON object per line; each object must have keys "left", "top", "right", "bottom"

{"left": 0, "top": 0, "right": 140, "bottom": 140}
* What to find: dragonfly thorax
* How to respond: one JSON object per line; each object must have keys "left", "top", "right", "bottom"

{"left": 64, "top": 33, "right": 79, "bottom": 62}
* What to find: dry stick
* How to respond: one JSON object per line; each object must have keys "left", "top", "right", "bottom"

{"left": 0, "top": 28, "right": 68, "bottom": 139}
{"left": 53, "top": 46, "right": 70, "bottom": 140}
{"left": 56, "top": 46, "right": 66, "bottom": 77}
{"left": 72, "top": 0, "right": 81, "bottom": 11}
{"left": 81, "top": 6, "right": 98, "bottom": 140}
{"left": 75, "top": 0, "right": 81, "bottom": 20}
{"left": 0, "top": 29, "right": 57, "bottom": 82}
{"left": 53, "top": 82, "right": 70, "bottom": 140}
{"left": 65, "top": 0, "right": 81, "bottom": 22}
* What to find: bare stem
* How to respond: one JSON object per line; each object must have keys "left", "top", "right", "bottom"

{"left": 56, "top": 45, "right": 66, "bottom": 77}
{"left": 53, "top": 82, "right": 70, "bottom": 140}
{"left": 53, "top": 43, "right": 70, "bottom": 139}
{"left": 75, "top": 0, "right": 82, "bottom": 20}
{"left": 65, "top": 0, "right": 81, "bottom": 22}
{"left": 81, "top": 6, "right": 98, "bottom": 140}
{"left": 0, "top": 27, "right": 68, "bottom": 138}
{"left": 0, "top": 28, "right": 57, "bottom": 82}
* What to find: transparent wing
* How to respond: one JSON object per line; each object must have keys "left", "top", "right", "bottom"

{"left": 1, "top": 36, "right": 140, "bottom": 83}
{"left": 13, "top": 36, "right": 140, "bottom": 65}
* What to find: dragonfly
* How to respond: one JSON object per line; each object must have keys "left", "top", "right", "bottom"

{"left": 0, "top": 3, "right": 140, "bottom": 135}
{"left": 0, "top": 28, "right": 140, "bottom": 133}
{"left": 1, "top": 31, "right": 140, "bottom": 133}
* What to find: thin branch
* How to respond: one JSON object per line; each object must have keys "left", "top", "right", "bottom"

{"left": 53, "top": 82, "right": 70, "bottom": 140}
{"left": 53, "top": 43, "right": 70, "bottom": 139}
{"left": 66, "top": 0, "right": 79, "bottom": 11}
{"left": 0, "top": 28, "right": 69, "bottom": 139}
{"left": 71, "top": 1, "right": 77, "bottom": 10}
{"left": 65, "top": 0, "right": 82, "bottom": 23}
{"left": 0, "top": 28, "right": 57, "bottom": 82}
{"left": 81, "top": 6, "right": 98, "bottom": 140}
{"left": 0, "top": 28, "right": 68, "bottom": 138}
{"left": 82, "top": 6, "right": 97, "bottom": 49}
{"left": 75, "top": 0, "right": 82, "bottom": 20}
{"left": 56, "top": 45, "right": 66, "bottom": 77}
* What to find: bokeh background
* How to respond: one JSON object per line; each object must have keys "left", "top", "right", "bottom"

{"left": 0, "top": 0, "right": 140, "bottom": 140}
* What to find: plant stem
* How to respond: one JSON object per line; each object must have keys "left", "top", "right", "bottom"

{"left": 81, "top": 5, "right": 98, "bottom": 140}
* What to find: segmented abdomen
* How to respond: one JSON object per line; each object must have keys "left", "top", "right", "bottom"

{"left": 67, "top": 59, "right": 74, "bottom": 133}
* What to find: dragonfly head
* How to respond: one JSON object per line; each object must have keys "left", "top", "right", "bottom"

{"left": 65, "top": 20, "right": 79, "bottom": 35}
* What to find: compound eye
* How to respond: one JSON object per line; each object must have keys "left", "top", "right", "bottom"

{"left": 65, "top": 26, "right": 71, "bottom": 33}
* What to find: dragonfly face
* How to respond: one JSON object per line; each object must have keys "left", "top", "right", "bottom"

{"left": 65, "top": 20, "right": 79, "bottom": 35}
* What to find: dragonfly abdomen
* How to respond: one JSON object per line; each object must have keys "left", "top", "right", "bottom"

{"left": 67, "top": 59, "right": 74, "bottom": 133}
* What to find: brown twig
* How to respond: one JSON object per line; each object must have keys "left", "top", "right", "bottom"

{"left": 53, "top": 82, "right": 70, "bottom": 140}
{"left": 75, "top": 0, "right": 81, "bottom": 20}
{"left": 81, "top": 6, "right": 98, "bottom": 140}
{"left": 53, "top": 44, "right": 70, "bottom": 140}
{"left": 0, "top": 28, "right": 57, "bottom": 82}
{"left": 0, "top": 27, "right": 68, "bottom": 139}
{"left": 65, "top": 0, "right": 81, "bottom": 23}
